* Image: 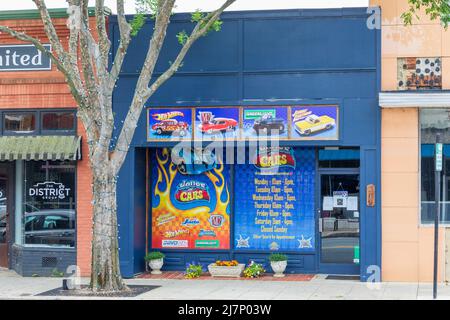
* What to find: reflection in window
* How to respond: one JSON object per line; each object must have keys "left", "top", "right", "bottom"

{"left": 23, "top": 161, "right": 76, "bottom": 247}
{"left": 420, "top": 109, "right": 450, "bottom": 224}
{"left": 42, "top": 112, "right": 75, "bottom": 131}
{"left": 4, "top": 113, "right": 36, "bottom": 133}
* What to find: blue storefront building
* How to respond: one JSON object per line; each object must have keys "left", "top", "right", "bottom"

{"left": 111, "top": 8, "right": 381, "bottom": 281}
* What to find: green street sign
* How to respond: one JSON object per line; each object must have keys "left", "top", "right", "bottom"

{"left": 436, "top": 143, "right": 443, "bottom": 172}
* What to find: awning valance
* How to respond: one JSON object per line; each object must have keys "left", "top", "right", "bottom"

{"left": 0, "top": 136, "right": 81, "bottom": 161}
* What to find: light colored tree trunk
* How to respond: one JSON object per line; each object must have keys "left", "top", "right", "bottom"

{"left": 90, "top": 167, "right": 127, "bottom": 292}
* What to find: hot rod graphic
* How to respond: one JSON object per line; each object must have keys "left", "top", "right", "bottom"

{"left": 253, "top": 114, "right": 285, "bottom": 134}
{"left": 152, "top": 119, "right": 188, "bottom": 136}
{"left": 198, "top": 111, "right": 237, "bottom": 134}
{"left": 294, "top": 114, "right": 335, "bottom": 136}
{"left": 171, "top": 147, "right": 217, "bottom": 175}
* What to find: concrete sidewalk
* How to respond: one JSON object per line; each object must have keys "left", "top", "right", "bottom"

{"left": 0, "top": 269, "right": 449, "bottom": 300}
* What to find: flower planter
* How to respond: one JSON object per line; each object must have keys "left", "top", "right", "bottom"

{"left": 208, "top": 263, "right": 245, "bottom": 278}
{"left": 148, "top": 258, "right": 164, "bottom": 275}
{"left": 270, "top": 261, "right": 287, "bottom": 277}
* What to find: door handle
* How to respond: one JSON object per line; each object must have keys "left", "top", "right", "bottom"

{"left": 319, "top": 218, "right": 323, "bottom": 233}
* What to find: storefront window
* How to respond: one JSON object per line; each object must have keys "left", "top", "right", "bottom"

{"left": 42, "top": 112, "right": 75, "bottom": 131}
{"left": 4, "top": 112, "right": 36, "bottom": 133}
{"left": 420, "top": 109, "right": 450, "bottom": 224}
{"left": 22, "top": 161, "right": 76, "bottom": 247}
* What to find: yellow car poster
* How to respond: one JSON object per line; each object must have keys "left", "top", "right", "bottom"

{"left": 290, "top": 105, "right": 338, "bottom": 140}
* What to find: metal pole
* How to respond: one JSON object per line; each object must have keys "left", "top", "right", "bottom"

{"left": 433, "top": 133, "right": 442, "bottom": 300}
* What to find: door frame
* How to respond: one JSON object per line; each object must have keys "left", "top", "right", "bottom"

{"left": 0, "top": 161, "right": 14, "bottom": 269}
{"left": 316, "top": 169, "right": 360, "bottom": 275}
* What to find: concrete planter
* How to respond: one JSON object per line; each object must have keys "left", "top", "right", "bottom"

{"left": 208, "top": 263, "right": 245, "bottom": 278}
{"left": 148, "top": 258, "right": 164, "bottom": 275}
{"left": 270, "top": 260, "right": 287, "bottom": 277}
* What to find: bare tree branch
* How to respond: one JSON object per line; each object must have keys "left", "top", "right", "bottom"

{"left": 95, "top": 0, "right": 111, "bottom": 69}
{"left": 110, "top": 0, "right": 236, "bottom": 172}
{"left": 109, "top": 0, "right": 132, "bottom": 90}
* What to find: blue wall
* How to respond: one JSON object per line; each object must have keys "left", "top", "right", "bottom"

{"left": 111, "top": 8, "right": 381, "bottom": 279}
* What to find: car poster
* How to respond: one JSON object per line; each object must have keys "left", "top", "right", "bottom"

{"left": 242, "top": 107, "right": 289, "bottom": 140}
{"left": 194, "top": 107, "right": 240, "bottom": 141}
{"left": 147, "top": 108, "right": 193, "bottom": 141}
{"left": 151, "top": 148, "right": 231, "bottom": 250}
{"left": 290, "top": 105, "right": 339, "bottom": 140}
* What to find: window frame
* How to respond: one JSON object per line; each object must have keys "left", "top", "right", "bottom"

{"left": 2, "top": 111, "right": 37, "bottom": 136}
{"left": 0, "top": 109, "right": 77, "bottom": 136}
{"left": 20, "top": 160, "right": 77, "bottom": 248}
{"left": 40, "top": 110, "right": 77, "bottom": 135}
{"left": 419, "top": 108, "right": 450, "bottom": 227}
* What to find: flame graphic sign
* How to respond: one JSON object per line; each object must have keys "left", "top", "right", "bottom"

{"left": 151, "top": 148, "right": 231, "bottom": 249}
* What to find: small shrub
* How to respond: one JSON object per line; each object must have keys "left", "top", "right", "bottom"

{"left": 185, "top": 262, "right": 204, "bottom": 279}
{"left": 269, "top": 253, "right": 288, "bottom": 262}
{"left": 144, "top": 251, "right": 165, "bottom": 261}
{"left": 243, "top": 261, "right": 265, "bottom": 278}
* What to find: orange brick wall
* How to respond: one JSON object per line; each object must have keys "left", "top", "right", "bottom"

{"left": 0, "top": 16, "right": 96, "bottom": 277}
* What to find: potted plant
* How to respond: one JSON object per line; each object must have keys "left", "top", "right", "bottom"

{"left": 269, "top": 253, "right": 288, "bottom": 277}
{"left": 208, "top": 260, "right": 245, "bottom": 278}
{"left": 144, "top": 251, "right": 165, "bottom": 274}
{"left": 243, "top": 261, "right": 266, "bottom": 278}
{"left": 185, "top": 262, "right": 205, "bottom": 279}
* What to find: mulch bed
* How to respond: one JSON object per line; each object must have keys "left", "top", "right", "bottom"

{"left": 36, "top": 285, "right": 160, "bottom": 297}
{"left": 137, "top": 271, "right": 315, "bottom": 281}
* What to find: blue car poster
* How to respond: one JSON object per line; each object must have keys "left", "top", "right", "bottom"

{"left": 290, "top": 105, "right": 339, "bottom": 140}
{"left": 242, "top": 107, "right": 289, "bottom": 139}
{"left": 147, "top": 108, "right": 193, "bottom": 141}
{"left": 234, "top": 147, "right": 316, "bottom": 252}
{"left": 194, "top": 107, "right": 240, "bottom": 141}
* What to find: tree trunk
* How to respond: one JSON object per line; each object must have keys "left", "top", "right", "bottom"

{"left": 90, "top": 166, "right": 128, "bottom": 292}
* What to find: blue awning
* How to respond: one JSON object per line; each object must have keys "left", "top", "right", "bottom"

{"left": 319, "top": 149, "right": 360, "bottom": 161}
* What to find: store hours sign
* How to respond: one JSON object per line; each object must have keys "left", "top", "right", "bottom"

{"left": 234, "top": 147, "right": 316, "bottom": 252}
{"left": 28, "top": 181, "right": 71, "bottom": 200}
{"left": 0, "top": 44, "right": 52, "bottom": 71}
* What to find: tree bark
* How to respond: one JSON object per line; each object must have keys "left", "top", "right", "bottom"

{"left": 90, "top": 166, "right": 127, "bottom": 292}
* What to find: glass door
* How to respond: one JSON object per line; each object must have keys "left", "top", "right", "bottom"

{"left": 0, "top": 164, "right": 9, "bottom": 268}
{"left": 319, "top": 174, "right": 360, "bottom": 274}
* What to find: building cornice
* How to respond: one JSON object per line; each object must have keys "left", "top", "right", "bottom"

{"left": 379, "top": 91, "right": 450, "bottom": 108}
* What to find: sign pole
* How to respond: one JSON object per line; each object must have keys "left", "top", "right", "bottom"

{"left": 433, "top": 133, "right": 443, "bottom": 299}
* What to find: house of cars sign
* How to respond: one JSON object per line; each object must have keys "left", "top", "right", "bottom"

{"left": 28, "top": 182, "right": 71, "bottom": 200}
{"left": 0, "top": 44, "right": 51, "bottom": 71}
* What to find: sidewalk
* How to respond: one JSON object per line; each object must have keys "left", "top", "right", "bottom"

{"left": 0, "top": 269, "right": 449, "bottom": 300}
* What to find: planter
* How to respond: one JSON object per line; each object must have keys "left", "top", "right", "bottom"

{"left": 208, "top": 263, "right": 245, "bottom": 278}
{"left": 270, "top": 261, "right": 287, "bottom": 277}
{"left": 148, "top": 258, "right": 164, "bottom": 275}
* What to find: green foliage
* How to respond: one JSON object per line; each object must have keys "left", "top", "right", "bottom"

{"left": 185, "top": 262, "right": 204, "bottom": 279}
{"left": 269, "top": 253, "right": 288, "bottom": 262}
{"left": 176, "top": 9, "right": 224, "bottom": 46}
{"left": 144, "top": 251, "right": 165, "bottom": 261}
{"left": 243, "top": 261, "right": 266, "bottom": 278}
{"left": 130, "top": 0, "right": 160, "bottom": 36}
{"left": 401, "top": 0, "right": 450, "bottom": 28}
{"left": 176, "top": 30, "right": 189, "bottom": 45}
{"left": 51, "top": 268, "right": 64, "bottom": 277}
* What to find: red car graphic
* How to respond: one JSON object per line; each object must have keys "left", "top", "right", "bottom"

{"left": 199, "top": 118, "right": 238, "bottom": 134}
{"left": 152, "top": 119, "right": 188, "bottom": 136}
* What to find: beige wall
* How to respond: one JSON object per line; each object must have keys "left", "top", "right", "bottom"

{"left": 370, "top": 0, "right": 450, "bottom": 91}
{"left": 371, "top": 0, "right": 449, "bottom": 282}
{"left": 382, "top": 108, "right": 445, "bottom": 282}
